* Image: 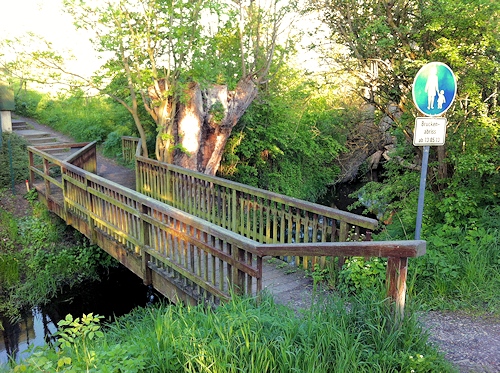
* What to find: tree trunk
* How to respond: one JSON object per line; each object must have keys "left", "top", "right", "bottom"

{"left": 151, "top": 76, "right": 258, "bottom": 175}
{"left": 437, "top": 144, "right": 448, "bottom": 180}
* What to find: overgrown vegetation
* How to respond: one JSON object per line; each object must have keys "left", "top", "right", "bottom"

{"left": 6, "top": 293, "right": 455, "bottom": 373}
{"left": 308, "top": 0, "right": 500, "bottom": 314}
{"left": 220, "top": 68, "right": 352, "bottom": 201}
{"left": 0, "top": 133, "right": 29, "bottom": 186}
{"left": 0, "top": 139, "right": 118, "bottom": 366}
{"left": 0, "top": 188, "right": 117, "bottom": 327}
{"left": 14, "top": 88, "right": 140, "bottom": 161}
{"left": 1, "top": 0, "right": 499, "bottom": 369}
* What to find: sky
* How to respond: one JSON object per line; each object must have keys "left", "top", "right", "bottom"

{"left": 1, "top": 0, "right": 323, "bottom": 82}
{"left": 1, "top": 0, "right": 102, "bottom": 77}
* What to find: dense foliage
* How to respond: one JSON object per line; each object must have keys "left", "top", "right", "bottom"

{"left": 59, "top": 0, "right": 299, "bottom": 173}
{"left": 14, "top": 88, "right": 140, "bottom": 160}
{"left": 220, "top": 67, "right": 353, "bottom": 201}
{"left": 307, "top": 0, "right": 500, "bottom": 311}
{"left": 5, "top": 294, "right": 455, "bottom": 373}
{"left": 0, "top": 189, "right": 116, "bottom": 326}
{"left": 0, "top": 133, "right": 29, "bottom": 186}
{"left": 312, "top": 0, "right": 500, "bottom": 226}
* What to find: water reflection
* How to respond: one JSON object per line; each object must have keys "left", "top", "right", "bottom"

{"left": 1, "top": 308, "right": 57, "bottom": 365}
{"left": 1, "top": 264, "right": 158, "bottom": 367}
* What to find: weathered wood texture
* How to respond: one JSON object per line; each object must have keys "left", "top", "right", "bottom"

{"left": 130, "top": 138, "right": 379, "bottom": 271}
{"left": 122, "top": 136, "right": 139, "bottom": 163}
{"left": 29, "top": 144, "right": 263, "bottom": 307}
{"left": 29, "top": 142, "right": 426, "bottom": 314}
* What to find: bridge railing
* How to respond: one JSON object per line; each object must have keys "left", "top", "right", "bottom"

{"left": 131, "top": 138, "right": 379, "bottom": 270}
{"left": 30, "top": 142, "right": 425, "bottom": 315}
{"left": 27, "top": 142, "right": 96, "bottom": 217}
{"left": 257, "top": 240, "right": 425, "bottom": 317}
{"left": 122, "top": 136, "right": 139, "bottom": 163}
{"left": 28, "top": 144, "right": 263, "bottom": 306}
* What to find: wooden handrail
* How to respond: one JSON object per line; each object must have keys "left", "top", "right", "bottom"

{"left": 122, "top": 136, "right": 139, "bottom": 163}
{"left": 65, "top": 141, "right": 97, "bottom": 173}
{"left": 29, "top": 143, "right": 264, "bottom": 306}
{"left": 130, "top": 138, "right": 379, "bottom": 271}
{"left": 257, "top": 239, "right": 425, "bottom": 317}
{"left": 26, "top": 140, "right": 427, "bottom": 316}
{"left": 255, "top": 240, "right": 426, "bottom": 258}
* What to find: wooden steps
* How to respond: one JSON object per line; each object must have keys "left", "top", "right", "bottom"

{"left": 13, "top": 128, "right": 74, "bottom": 160}
{"left": 11, "top": 119, "right": 31, "bottom": 130}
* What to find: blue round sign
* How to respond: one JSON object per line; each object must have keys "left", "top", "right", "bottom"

{"left": 412, "top": 62, "right": 457, "bottom": 117}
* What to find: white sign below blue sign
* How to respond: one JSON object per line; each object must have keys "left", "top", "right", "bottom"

{"left": 412, "top": 62, "right": 457, "bottom": 117}
{"left": 413, "top": 117, "right": 447, "bottom": 146}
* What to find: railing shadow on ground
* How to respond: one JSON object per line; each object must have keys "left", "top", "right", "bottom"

{"left": 27, "top": 140, "right": 425, "bottom": 318}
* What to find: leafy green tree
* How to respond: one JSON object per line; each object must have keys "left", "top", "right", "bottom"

{"left": 220, "top": 66, "right": 352, "bottom": 201}
{"left": 63, "top": 0, "right": 298, "bottom": 175}
{"left": 311, "top": 0, "right": 500, "bottom": 228}
{"left": 0, "top": 33, "right": 76, "bottom": 96}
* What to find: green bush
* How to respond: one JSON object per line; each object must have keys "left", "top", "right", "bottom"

{"left": 0, "top": 133, "right": 29, "bottom": 186}
{"left": 0, "top": 196, "right": 117, "bottom": 323}
{"left": 408, "top": 214, "right": 500, "bottom": 312}
{"left": 220, "top": 72, "right": 349, "bottom": 202}
{"left": 338, "top": 257, "right": 387, "bottom": 295}
{"left": 14, "top": 90, "right": 43, "bottom": 118}
{"left": 17, "top": 88, "right": 137, "bottom": 158}
{"left": 102, "top": 126, "right": 134, "bottom": 160}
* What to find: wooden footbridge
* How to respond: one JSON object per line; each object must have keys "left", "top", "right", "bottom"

{"left": 26, "top": 137, "right": 425, "bottom": 315}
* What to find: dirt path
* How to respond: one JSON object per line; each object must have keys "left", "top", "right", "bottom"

{"left": 421, "top": 311, "right": 500, "bottom": 373}
{"left": 9, "top": 116, "right": 500, "bottom": 373}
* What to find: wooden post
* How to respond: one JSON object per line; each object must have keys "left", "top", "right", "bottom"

{"left": 85, "top": 176, "right": 96, "bottom": 243}
{"left": 231, "top": 189, "right": 238, "bottom": 234}
{"left": 337, "top": 221, "right": 349, "bottom": 271}
{"left": 386, "top": 256, "right": 409, "bottom": 320}
{"left": 166, "top": 166, "right": 172, "bottom": 204}
{"left": 238, "top": 248, "right": 246, "bottom": 295}
{"left": 141, "top": 204, "right": 152, "bottom": 286}
{"left": 43, "top": 158, "right": 50, "bottom": 197}
{"left": 135, "top": 158, "right": 141, "bottom": 192}
{"left": 28, "top": 150, "right": 35, "bottom": 186}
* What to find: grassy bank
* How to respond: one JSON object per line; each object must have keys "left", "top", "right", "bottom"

{"left": 7, "top": 293, "right": 455, "bottom": 373}
{"left": 0, "top": 186, "right": 117, "bottom": 326}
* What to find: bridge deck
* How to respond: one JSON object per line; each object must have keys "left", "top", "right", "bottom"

{"left": 23, "top": 121, "right": 423, "bottom": 315}
{"left": 32, "top": 175, "right": 316, "bottom": 312}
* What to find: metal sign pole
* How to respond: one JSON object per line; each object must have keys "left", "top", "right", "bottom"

{"left": 415, "top": 146, "right": 430, "bottom": 239}
{"left": 412, "top": 62, "right": 456, "bottom": 240}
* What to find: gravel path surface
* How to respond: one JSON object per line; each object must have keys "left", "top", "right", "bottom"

{"left": 421, "top": 311, "right": 500, "bottom": 373}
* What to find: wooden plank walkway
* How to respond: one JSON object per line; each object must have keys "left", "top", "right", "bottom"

{"left": 15, "top": 118, "right": 319, "bottom": 311}
{"left": 21, "top": 117, "right": 426, "bottom": 315}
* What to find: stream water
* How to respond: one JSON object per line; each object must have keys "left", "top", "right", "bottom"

{"left": 0, "top": 264, "right": 158, "bottom": 366}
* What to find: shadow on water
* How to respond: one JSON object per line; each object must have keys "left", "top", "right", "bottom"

{"left": 1, "top": 263, "right": 162, "bottom": 366}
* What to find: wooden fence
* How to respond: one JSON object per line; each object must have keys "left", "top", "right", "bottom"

{"left": 29, "top": 142, "right": 264, "bottom": 306}
{"left": 129, "top": 138, "right": 379, "bottom": 270}
{"left": 28, "top": 141, "right": 426, "bottom": 315}
{"left": 122, "top": 136, "right": 139, "bottom": 163}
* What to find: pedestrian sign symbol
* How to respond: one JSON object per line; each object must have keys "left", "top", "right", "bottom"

{"left": 412, "top": 62, "right": 457, "bottom": 117}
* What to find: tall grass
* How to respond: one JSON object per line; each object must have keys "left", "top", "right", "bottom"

{"left": 9, "top": 292, "right": 456, "bottom": 372}
{"left": 0, "top": 196, "right": 118, "bottom": 325}
{"left": 404, "top": 206, "right": 500, "bottom": 313}
{"left": 0, "top": 133, "right": 29, "bottom": 186}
